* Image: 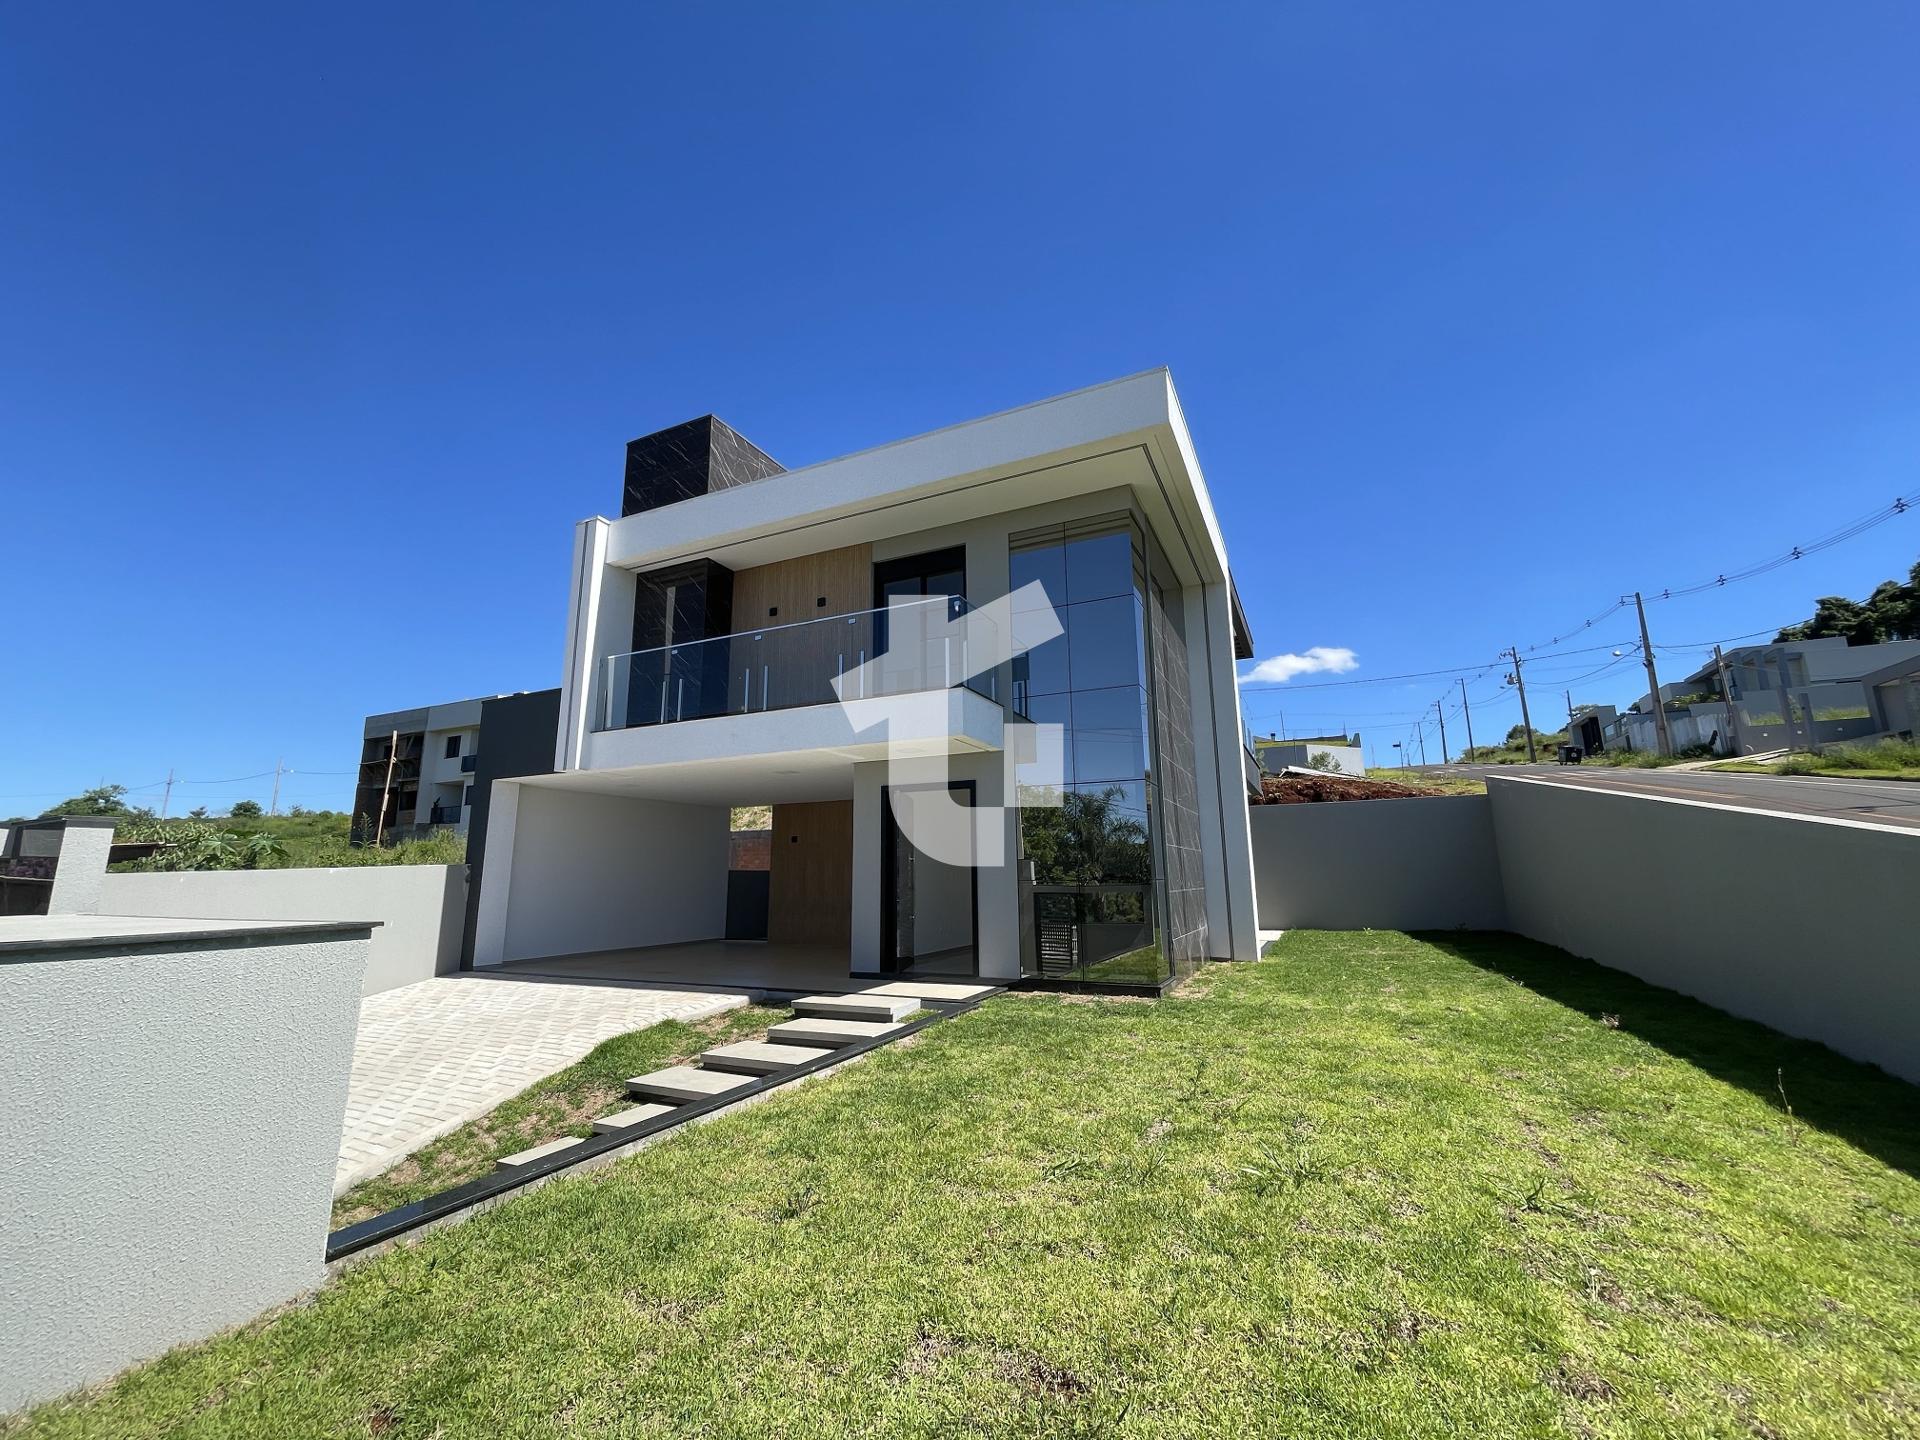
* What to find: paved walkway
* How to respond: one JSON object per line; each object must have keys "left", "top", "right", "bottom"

{"left": 336, "top": 975, "right": 749, "bottom": 1194}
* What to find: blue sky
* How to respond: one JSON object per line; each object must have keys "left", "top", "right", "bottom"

{"left": 4, "top": 4, "right": 1918, "bottom": 812}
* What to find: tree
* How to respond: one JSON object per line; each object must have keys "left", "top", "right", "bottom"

{"left": 229, "top": 800, "right": 264, "bottom": 819}
{"left": 41, "top": 784, "right": 129, "bottom": 818}
{"left": 1777, "top": 558, "right": 1919, "bottom": 644}
{"left": 188, "top": 806, "right": 209, "bottom": 820}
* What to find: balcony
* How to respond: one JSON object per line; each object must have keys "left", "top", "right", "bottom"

{"left": 572, "top": 596, "right": 1007, "bottom": 784}
{"left": 595, "top": 596, "right": 997, "bottom": 733}
{"left": 428, "top": 804, "right": 465, "bottom": 827}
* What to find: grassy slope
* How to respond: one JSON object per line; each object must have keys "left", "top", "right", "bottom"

{"left": 1364, "top": 769, "right": 1488, "bottom": 795}
{"left": 333, "top": 1005, "right": 787, "bottom": 1228}
{"left": 16, "top": 931, "right": 1920, "bottom": 1439}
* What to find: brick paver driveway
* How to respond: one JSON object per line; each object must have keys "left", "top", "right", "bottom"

{"left": 335, "top": 975, "right": 748, "bottom": 1193}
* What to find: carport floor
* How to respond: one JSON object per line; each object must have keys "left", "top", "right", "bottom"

{"left": 491, "top": 940, "right": 861, "bottom": 997}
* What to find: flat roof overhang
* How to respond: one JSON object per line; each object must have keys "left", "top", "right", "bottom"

{"left": 555, "top": 688, "right": 1003, "bottom": 805}
{"left": 594, "top": 369, "right": 1235, "bottom": 594}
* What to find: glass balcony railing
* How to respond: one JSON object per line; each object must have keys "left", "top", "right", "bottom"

{"left": 596, "top": 595, "right": 998, "bottom": 733}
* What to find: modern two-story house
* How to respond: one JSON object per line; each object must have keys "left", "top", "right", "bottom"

{"left": 469, "top": 371, "right": 1260, "bottom": 992}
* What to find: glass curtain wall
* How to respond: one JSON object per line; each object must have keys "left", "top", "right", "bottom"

{"left": 1010, "top": 515, "right": 1166, "bottom": 985}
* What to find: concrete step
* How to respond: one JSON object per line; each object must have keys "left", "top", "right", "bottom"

{"left": 590, "top": 1102, "right": 675, "bottom": 1134}
{"left": 625, "top": 1065, "right": 757, "bottom": 1105}
{"left": 856, "top": 980, "right": 997, "bottom": 1003}
{"left": 700, "top": 1040, "right": 835, "bottom": 1075}
{"left": 767, "top": 1017, "right": 903, "bottom": 1048}
{"left": 496, "top": 1136, "right": 585, "bottom": 1169}
{"left": 791, "top": 993, "right": 919, "bottom": 1023}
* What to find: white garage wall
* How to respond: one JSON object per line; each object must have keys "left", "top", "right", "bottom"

{"left": 99, "top": 865, "right": 465, "bottom": 996}
{"left": 488, "top": 784, "right": 730, "bottom": 964}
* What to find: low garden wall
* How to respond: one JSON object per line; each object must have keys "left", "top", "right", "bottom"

{"left": 0, "top": 916, "right": 370, "bottom": 1414}
{"left": 99, "top": 864, "right": 465, "bottom": 995}
{"left": 1250, "top": 795, "right": 1507, "bottom": 932}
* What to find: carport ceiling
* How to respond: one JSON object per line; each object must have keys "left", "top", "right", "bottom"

{"left": 518, "top": 751, "right": 861, "bottom": 806}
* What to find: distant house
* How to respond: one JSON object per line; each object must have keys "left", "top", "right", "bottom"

{"left": 1251, "top": 735, "right": 1364, "bottom": 776}
{"left": 1607, "top": 636, "right": 1920, "bottom": 755}
{"left": 353, "top": 698, "right": 492, "bottom": 842}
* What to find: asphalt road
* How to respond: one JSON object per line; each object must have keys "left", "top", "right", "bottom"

{"left": 1422, "top": 762, "right": 1920, "bottom": 830}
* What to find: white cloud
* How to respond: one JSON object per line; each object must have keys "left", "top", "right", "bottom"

{"left": 1238, "top": 646, "right": 1359, "bottom": 685}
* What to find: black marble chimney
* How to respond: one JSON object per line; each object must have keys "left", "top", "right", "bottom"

{"left": 621, "top": 415, "right": 783, "bottom": 517}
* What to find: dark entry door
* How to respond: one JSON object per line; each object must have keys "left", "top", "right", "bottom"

{"left": 879, "top": 781, "right": 978, "bottom": 976}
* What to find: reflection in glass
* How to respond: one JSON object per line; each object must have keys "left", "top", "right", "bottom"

{"left": 1070, "top": 686, "right": 1149, "bottom": 784}
{"left": 1064, "top": 527, "right": 1135, "bottom": 605}
{"left": 1066, "top": 594, "right": 1146, "bottom": 692}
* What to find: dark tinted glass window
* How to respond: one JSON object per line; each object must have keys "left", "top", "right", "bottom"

{"left": 1066, "top": 594, "right": 1146, "bottom": 692}
{"left": 1071, "top": 686, "right": 1150, "bottom": 784}
{"left": 1064, "top": 527, "right": 1135, "bottom": 605}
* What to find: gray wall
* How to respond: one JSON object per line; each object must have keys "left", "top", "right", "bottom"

{"left": 99, "top": 864, "right": 464, "bottom": 995}
{"left": 1248, "top": 780, "right": 1920, "bottom": 1083}
{"left": 1487, "top": 777, "right": 1920, "bottom": 1083}
{"left": 0, "top": 921, "right": 368, "bottom": 1414}
{"left": 1250, "top": 796, "right": 1507, "bottom": 932}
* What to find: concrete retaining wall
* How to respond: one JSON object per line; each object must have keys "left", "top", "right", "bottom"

{"left": 1248, "top": 778, "right": 1920, "bottom": 1082}
{"left": 1487, "top": 777, "right": 1920, "bottom": 1083}
{"left": 1250, "top": 796, "right": 1507, "bottom": 932}
{"left": 99, "top": 864, "right": 465, "bottom": 996}
{"left": 0, "top": 917, "right": 369, "bottom": 1414}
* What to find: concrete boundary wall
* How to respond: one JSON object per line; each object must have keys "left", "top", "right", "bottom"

{"left": 1487, "top": 777, "right": 1920, "bottom": 1083}
{"left": 0, "top": 918, "right": 369, "bottom": 1414}
{"left": 1249, "top": 780, "right": 1920, "bottom": 1082}
{"left": 1250, "top": 797, "right": 1506, "bottom": 932}
{"left": 99, "top": 865, "right": 465, "bottom": 996}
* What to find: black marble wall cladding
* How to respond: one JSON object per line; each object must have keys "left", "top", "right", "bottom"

{"left": 621, "top": 415, "right": 783, "bottom": 516}
{"left": 631, "top": 559, "right": 735, "bottom": 652}
{"left": 706, "top": 417, "right": 784, "bottom": 493}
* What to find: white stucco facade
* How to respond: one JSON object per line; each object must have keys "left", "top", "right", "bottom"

{"left": 473, "top": 371, "right": 1261, "bottom": 981}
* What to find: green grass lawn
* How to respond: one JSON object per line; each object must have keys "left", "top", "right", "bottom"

{"left": 15, "top": 931, "right": 1920, "bottom": 1438}
{"left": 332, "top": 1004, "right": 789, "bottom": 1229}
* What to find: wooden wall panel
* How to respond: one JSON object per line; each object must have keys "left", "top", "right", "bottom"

{"left": 768, "top": 800, "right": 853, "bottom": 945}
{"left": 732, "top": 544, "right": 873, "bottom": 628}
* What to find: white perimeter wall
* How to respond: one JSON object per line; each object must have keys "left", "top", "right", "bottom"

{"left": 476, "top": 783, "right": 729, "bottom": 965}
{"left": 1250, "top": 797, "right": 1508, "bottom": 932}
{"left": 1487, "top": 778, "right": 1920, "bottom": 1083}
{"left": 0, "top": 927, "right": 367, "bottom": 1414}
{"left": 1249, "top": 780, "right": 1920, "bottom": 1082}
{"left": 99, "top": 865, "right": 465, "bottom": 996}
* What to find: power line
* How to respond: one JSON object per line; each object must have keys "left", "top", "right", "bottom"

{"left": 1515, "top": 492, "right": 1915, "bottom": 656}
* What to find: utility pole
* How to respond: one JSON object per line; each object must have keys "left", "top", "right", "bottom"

{"left": 1633, "top": 591, "right": 1674, "bottom": 757}
{"left": 160, "top": 768, "right": 175, "bottom": 819}
{"left": 1506, "top": 648, "right": 1538, "bottom": 763}
{"left": 1713, "top": 644, "right": 1742, "bottom": 757}
{"left": 269, "top": 758, "right": 284, "bottom": 817}
{"left": 374, "top": 729, "right": 399, "bottom": 847}
{"left": 1433, "top": 701, "right": 1449, "bottom": 765}
{"left": 1565, "top": 690, "right": 1573, "bottom": 722}
{"left": 1459, "top": 678, "right": 1476, "bottom": 761}
{"left": 1416, "top": 721, "right": 1427, "bottom": 767}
